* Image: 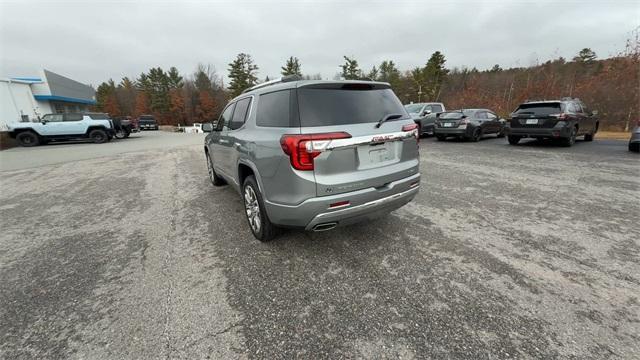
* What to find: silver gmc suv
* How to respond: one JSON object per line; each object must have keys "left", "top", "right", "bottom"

{"left": 203, "top": 77, "right": 421, "bottom": 241}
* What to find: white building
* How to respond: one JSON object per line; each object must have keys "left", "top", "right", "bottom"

{"left": 0, "top": 69, "right": 96, "bottom": 131}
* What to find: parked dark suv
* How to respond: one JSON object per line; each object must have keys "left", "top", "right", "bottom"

{"left": 202, "top": 77, "right": 421, "bottom": 241}
{"left": 138, "top": 115, "right": 159, "bottom": 130}
{"left": 507, "top": 98, "right": 598, "bottom": 147}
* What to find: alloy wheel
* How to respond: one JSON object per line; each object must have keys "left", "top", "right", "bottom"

{"left": 244, "top": 185, "right": 261, "bottom": 233}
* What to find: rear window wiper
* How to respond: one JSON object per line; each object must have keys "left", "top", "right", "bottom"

{"left": 375, "top": 113, "right": 404, "bottom": 128}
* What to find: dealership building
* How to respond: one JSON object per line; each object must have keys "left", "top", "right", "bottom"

{"left": 0, "top": 69, "right": 96, "bottom": 131}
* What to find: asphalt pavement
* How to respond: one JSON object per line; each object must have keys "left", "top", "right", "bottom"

{"left": 1, "top": 131, "right": 638, "bottom": 359}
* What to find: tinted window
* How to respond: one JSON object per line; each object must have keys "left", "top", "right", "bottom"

{"left": 88, "top": 113, "right": 110, "bottom": 120}
{"left": 440, "top": 110, "right": 474, "bottom": 119}
{"left": 514, "top": 103, "right": 562, "bottom": 116}
{"left": 256, "top": 90, "right": 291, "bottom": 127}
{"left": 43, "top": 114, "right": 63, "bottom": 122}
{"left": 218, "top": 103, "right": 236, "bottom": 130}
{"left": 139, "top": 115, "right": 155, "bottom": 120}
{"left": 405, "top": 104, "right": 424, "bottom": 113}
{"left": 230, "top": 98, "right": 251, "bottom": 130}
{"left": 431, "top": 105, "right": 443, "bottom": 113}
{"left": 298, "top": 88, "right": 408, "bottom": 127}
{"left": 64, "top": 114, "right": 83, "bottom": 121}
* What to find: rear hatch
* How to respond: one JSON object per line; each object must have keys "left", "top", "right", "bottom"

{"left": 436, "top": 110, "right": 473, "bottom": 128}
{"left": 510, "top": 102, "right": 564, "bottom": 128}
{"left": 294, "top": 82, "right": 419, "bottom": 197}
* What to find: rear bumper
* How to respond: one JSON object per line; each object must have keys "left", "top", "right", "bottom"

{"left": 264, "top": 172, "right": 420, "bottom": 230}
{"left": 507, "top": 126, "right": 571, "bottom": 138}
{"left": 434, "top": 127, "right": 470, "bottom": 136}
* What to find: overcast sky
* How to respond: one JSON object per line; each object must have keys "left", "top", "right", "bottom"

{"left": 1, "top": 0, "right": 638, "bottom": 86}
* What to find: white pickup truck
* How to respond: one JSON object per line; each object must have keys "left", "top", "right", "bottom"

{"left": 7, "top": 113, "right": 116, "bottom": 146}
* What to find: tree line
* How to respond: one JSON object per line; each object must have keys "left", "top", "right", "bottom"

{"left": 94, "top": 33, "right": 638, "bottom": 130}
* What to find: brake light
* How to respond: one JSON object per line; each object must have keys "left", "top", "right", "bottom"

{"left": 280, "top": 132, "right": 351, "bottom": 171}
{"left": 402, "top": 123, "right": 419, "bottom": 144}
{"left": 552, "top": 113, "right": 569, "bottom": 120}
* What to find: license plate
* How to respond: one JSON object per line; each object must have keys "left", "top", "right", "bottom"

{"left": 443, "top": 122, "right": 453, "bottom": 127}
{"left": 526, "top": 119, "right": 539, "bottom": 124}
{"left": 369, "top": 148, "right": 391, "bottom": 163}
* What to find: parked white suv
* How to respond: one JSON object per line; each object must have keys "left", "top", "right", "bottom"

{"left": 7, "top": 113, "right": 115, "bottom": 146}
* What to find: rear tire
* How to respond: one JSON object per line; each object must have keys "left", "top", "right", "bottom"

{"left": 584, "top": 132, "right": 594, "bottom": 141}
{"left": 508, "top": 135, "right": 521, "bottom": 145}
{"left": 16, "top": 131, "right": 40, "bottom": 147}
{"left": 560, "top": 127, "right": 577, "bottom": 147}
{"left": 205, "top": 152, "right": 226, "bottom": 186}
{"left": 629, "top": 143, "right": 640, "bottom": 152}
{"left": 469, "top": 128, "right": 481, "bottom": 142}
{"left": 89, "top": 129, "right": 108, "bottom": 144}
{"left": 243, "top": 175, "right": 278, "bottom": 242}
{"left": 436, "top": 135, "right": 446, "bottom": 141}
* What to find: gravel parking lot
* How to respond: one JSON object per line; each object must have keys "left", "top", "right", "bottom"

{"left": 1, "top": 131, "right": 638, "bottom": 359}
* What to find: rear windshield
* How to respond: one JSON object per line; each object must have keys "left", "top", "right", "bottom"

{"left": 297, "top": 88, "right": 408, "bottom": 127}
{"left": 139, "top": 119, "right": 157, "bottom": 123}
{"left": 514, "top": 103, "right": 562, "bottom": 116}
{"left": 139, "top": 115, "right": 155, "bottom": 120}
{"left": 439, "top": 110, "right": 474, "bottom": 119}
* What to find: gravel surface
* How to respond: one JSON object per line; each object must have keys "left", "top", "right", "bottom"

{"left": 1, "top": 132, "right": 638, "bottom": 359}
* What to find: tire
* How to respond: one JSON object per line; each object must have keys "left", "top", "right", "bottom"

{"left": 469, "top": 128, "right": 481, "bottom": 142}
{"left": 16, "top": 131, "right": 40, "bottom": 147}
{"left": 508, "top": 135, "right": 521, "bottom": 145}
{"left": 436, "top": 135, "right": 446, "bottom": 141}
{"left": 89, "top": 129, "right": 108, "bottom": 143}
{"left": 584, "top": 132, "right": 594, "bottom": 142}
{"left": 629, "top": 143, "right": 639, "bottom": 153}
{"left": 416, "top": 122, "right": 423, "bottom": 137}
{"left": 114, "top": 128, "right": 127, "bottom": 139}
{"left": 560, "top": 127, "right": 577, "bottom": 147}
{"left": 205, "top": 152, "right": 226, "bottom": 186}
{"left": 243, "top": 175, "right": 278, "bottom": 242}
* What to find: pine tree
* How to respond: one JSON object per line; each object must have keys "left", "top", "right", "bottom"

{"left": 573, "top": 48, "right": 597, "bottom": 63}
{"left": 378, "top": 60, "right": 401, "bottom": 88}
{"left": 228, "top": 53, "right": 259, "bottom": 98}
{"left": 281, "top": 56, "right": 302, "bottom": 77}
{"left": 367, "top": 66, "right": 379, "bottom": 81}
{"left": 340, "top": 56, "right": 363, "bottom": 80}
{"left": 421, "top": 51, "right": 449, "bottom": 100}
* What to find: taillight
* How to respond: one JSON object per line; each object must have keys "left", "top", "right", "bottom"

{"left": 280, "top": 132, "right": 351, "bottom": 171}
{"left": 552, "top": 113, "right": 569, "bottom": 120}
{"left": 402, "top": 123, "right": 419, "bottom": 143}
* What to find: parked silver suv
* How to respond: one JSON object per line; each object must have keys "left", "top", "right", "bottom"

{"left": 203, "top": 77, "right": 421, "bottom": 241}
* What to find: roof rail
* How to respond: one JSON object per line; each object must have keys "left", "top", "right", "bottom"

{"left": 242, "top": 75, "right": 302, "bottom": 94}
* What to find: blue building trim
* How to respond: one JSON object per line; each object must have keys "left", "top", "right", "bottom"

{"left": 11, "top": 77, "right": 43, "bottom": 82}
{"left": 34, "top": 95, "right": 97, "bottom": 105}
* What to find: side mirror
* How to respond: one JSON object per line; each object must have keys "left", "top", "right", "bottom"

{"left": 202, "top": 123, "right": 214, "bottom": 133}
{"left": 422, "top": 110, "right": 432, "bottom": 116}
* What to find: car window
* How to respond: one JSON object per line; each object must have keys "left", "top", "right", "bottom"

{"left": 256, "top": 90, "right": 291, "bottom": 127}
{"left": 297, "top": 87, "right": 408, "bottom": 127}
{"left": 64, "top": 114, "right": 83, "bottom": 121}
{"left": 487, "top": 112, "right": 497, "bottom": 120}
{"left": 218, "top": 103, "right": 236, "bottom": 131}
{"left": 573, "top": 103, "right": 583, "bottom": 113}
{"left": 431, "top": 104, "right": 443, "bottom": 113}
{"left": 88, "top": 113, "right": 110, "bottom": 120}
{"left": 476, "top": 111, "right": 488, "bottom": 119}
{"left": 43, "top": 114, "right": 63, "bottom": 122}
{"left": 514, "top": 103, "right": 562, "bottom": 116}
{"left": 230, "top": 97, "right": 251, "bottom": 130}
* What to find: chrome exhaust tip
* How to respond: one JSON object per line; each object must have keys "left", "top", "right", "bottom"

{"left": 312, "top": 222, "right": 338, "bottom": 232}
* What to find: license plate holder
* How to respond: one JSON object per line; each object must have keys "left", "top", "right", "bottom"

{"left": 526, "top": 119, "right": 539, "bottom": 125}
{"left": 443, "top": 122, "right": 453, "bottom": 127}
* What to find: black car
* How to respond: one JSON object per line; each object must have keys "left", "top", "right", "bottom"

{"left": 138, "top": 115, "right": 159, "bottom": 130}
{"left": 434, "top": 109, "right": 506, "bottom": 142}
{"left": 629, "top": 120, "right": 640, "bottom": 152}
{"left": 507, "top": 98, "right": 598, "bottom": 147}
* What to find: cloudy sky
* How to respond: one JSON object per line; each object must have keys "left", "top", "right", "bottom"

{"left": 1, "top": 0, "right": 638, "bottom": 86}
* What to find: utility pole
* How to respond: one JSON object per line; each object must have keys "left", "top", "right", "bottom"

{"left": 417, "top": 85, "right": 423, "bottom": 103}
